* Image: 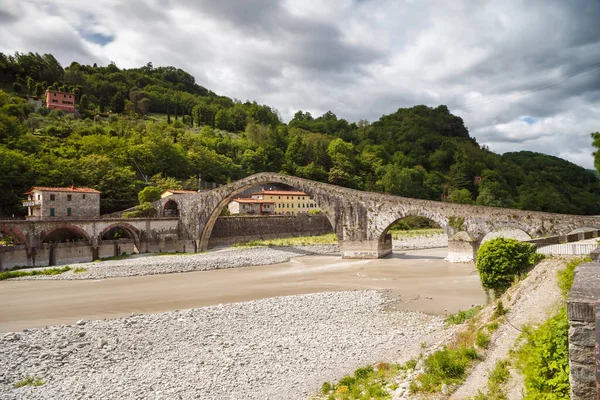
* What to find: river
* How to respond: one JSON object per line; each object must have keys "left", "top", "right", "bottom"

{"left": 0, "top": 247, "right": 487, "bottom": 332}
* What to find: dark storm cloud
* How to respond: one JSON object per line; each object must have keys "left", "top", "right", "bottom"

{"left": 0, "top": 10, "right": 16, "bottom": 24}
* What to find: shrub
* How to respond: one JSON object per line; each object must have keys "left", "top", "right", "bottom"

{"left": 123, "top": 202, "right": 157, "bottom": 218}
{"left": 476, "top": 238, "right": 542, "bottom": 295}
{"left": 515, "top": 307, "right": 570, "bottom": 399}
{"left": 445, "top": 306, "right": 482, "bottom": 325}
{"left": 413, "top": 346, "right": 479, "bottom": 392}
{"left": 476, "top": 331, "right": 491, "bottom": 348}
{"left": 557, "top": 257, "right": 588, "bottom": 298}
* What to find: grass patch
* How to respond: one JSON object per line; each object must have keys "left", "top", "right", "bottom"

{"left": 73, "top": 267, "right": 87, "bottom": 274}
{"left": 389, "top": 228, "right": 444, "bottom": 239}
{"left": 0, "top": 266, "right": 71, "bottom": 281}
{"left": 234, "top": 233, "right": 337, "bottom": 247}
{"left": 95, "top": 253, "right": 132, "bottom": 262}
{"left": 13, "top": 376, "right": 45, "bottom": 388}
{"left": 557, "top": 256, "right": 589, "bottom": 298}
{"left": 475, "top": 331, "right": 491, "bottom": 349}
{"left": 314, "top": 362, "right": 401, "bottom": 399}
{"left": 411, "top": 346, "right": 479, "bottom": 393}
{"left": 445, "top": 306, "right": 483, "bottom": 325}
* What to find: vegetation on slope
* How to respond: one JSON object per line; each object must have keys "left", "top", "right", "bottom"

{"left": 2, "top": 52, "right": 600, "bottom": 217}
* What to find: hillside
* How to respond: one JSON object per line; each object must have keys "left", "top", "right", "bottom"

{"left": 1, "top": 52, "right": 600, "bottom": 216}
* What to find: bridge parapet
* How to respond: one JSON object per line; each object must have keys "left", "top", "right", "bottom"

{"left": 567, "top": 262, "right": 600, "bottom": 399}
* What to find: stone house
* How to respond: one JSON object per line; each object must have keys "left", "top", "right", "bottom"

{"left": 228, "top": 198, "right": 275, "bottom": 215}
{"left": 24, "top": 186, "right": 101, "bottom": 219}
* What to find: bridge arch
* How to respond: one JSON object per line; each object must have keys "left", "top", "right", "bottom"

{"left": 98, "top": 223, "right": 141, "bottom": 250}
{"left": 38, "top": 224, "right": 91, "bottom": 247}
{"left": 0, "top": 225, "right": 27, "bottom": 247}
{"left": 480, "top": 227, "right": 532, "bottom": 244}
{"left": 163, "top": 199, "right": 180, "bottom": 217}
{"left": 198, "top": 173, "right": 340, "bottom": 251}
{"left": 377, "top": 213, "right": 445, "bottom": 249}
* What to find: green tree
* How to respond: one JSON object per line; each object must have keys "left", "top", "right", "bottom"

{"left": 447, "top": 188, "right": 473, "bottom": 204}
{"left": 592, "top": 131, "right": 600, "bottom": 175}
{"left": 476, "top": 238, "right": 542, "bottom": 295}
{"left": 137, "top": 186, "right": 162, "bottom": 203}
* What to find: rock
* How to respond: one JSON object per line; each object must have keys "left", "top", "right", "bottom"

{"left": 441, "top": 383, "right": 449, "bottom": 394}
{"left": 97, "top": 339, "right": 108, "bottom": 349}
{"left": 76, "top": 320, "right": 86, "bottom": 326}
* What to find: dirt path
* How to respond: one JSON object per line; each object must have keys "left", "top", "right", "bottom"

{"left": 449, "top": 257, "right": 567, "bottom": 399}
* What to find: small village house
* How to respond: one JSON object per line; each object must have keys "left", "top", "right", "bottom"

{"left": 24, "top": 186, "right": 100, "bottom": 219}
{"left": 45, "top": 89, "right": 76, "bottom": 113}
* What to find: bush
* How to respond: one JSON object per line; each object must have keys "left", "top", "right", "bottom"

{"left": 138, "top": 186, "right": 162, "bottom": 203}
{"left": 476, "top": 238, "right": 542, "bottom": 295}
{"left": 476, "top": 331, "right": 491, "bottom": 348}
{"left": 515, "top": 307, "right": 570, "bottom": 399}
{"left": 445, "top": 306, "right": 482, "bottom": 325}
{"left": 123, "top": 202, "right": 157, "bottom": 218}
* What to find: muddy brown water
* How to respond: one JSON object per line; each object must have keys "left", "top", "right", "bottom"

{"left": 0, "top": 248, "right": 487, "bottom": 332}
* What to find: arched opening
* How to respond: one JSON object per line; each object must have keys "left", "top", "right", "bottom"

{"left": 481, "top": 227, "right": 532, "bottom": 244}
{"left": 98, "top": 224, "right": 140, "bottom": 257}
{"left": 42, "top": 227, "right": 89, "bottom": 244}
{"left": 379, "top": 215, "right": 446, "bottom": 257}
{"left": 164, "top": 200, "right": 179, "bottom": 217}
{"left": 0, "top": 228, "right": 23, "bottom": 247}
{"left": 203, "top": 181, "right": 337, "bottom": 250}
{"left": 40, "top": 226, "right": 91, "bottom": 266}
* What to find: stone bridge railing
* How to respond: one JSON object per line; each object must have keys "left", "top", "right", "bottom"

{"left": 567, "top": 250, "right": 600, "bottom": 399}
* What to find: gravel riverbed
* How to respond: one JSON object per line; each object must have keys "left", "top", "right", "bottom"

{"left": 1, "top": 290, "right": 446, "bottom": 400}
{"left": 15, "top": 234, "right": 447, "bottom": 281}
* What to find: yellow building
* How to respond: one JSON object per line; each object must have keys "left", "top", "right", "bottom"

{"left": 251, "top": 190, "right": 319, "bottom": 215}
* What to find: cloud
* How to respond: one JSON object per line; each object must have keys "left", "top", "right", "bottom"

{"left": 0, "top": 0, "right": 599, "bottom": 169}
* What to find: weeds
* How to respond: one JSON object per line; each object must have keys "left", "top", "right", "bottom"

{"left": 314, "top": 362, "right": 401, "bottom": 399}
{"left": 96, "top": 253, "right": 131, "bottom": 261}
{"left": 0, "top": 266, "right": 71, "bottom": 281}
{"left": 389, "top": 228, "right": 444, "bottom": 239}
{"left": 13, "top": 376, "right": 45, "bottom": 388}
{"left": 411, "top": 346, "right": 479, "bottom": 393}
{"left": 445, "top": 306, "right": 483, "bottom": 325}
{"left": 73, "top": 267, "right": 87, "bottom": 273}
{"left": 475, "top": 331, "right": 491, "bottom": 349}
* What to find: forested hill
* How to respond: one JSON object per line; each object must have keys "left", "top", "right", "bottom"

{"left": 1, "top": 52, "right": 600, "bottom": 217}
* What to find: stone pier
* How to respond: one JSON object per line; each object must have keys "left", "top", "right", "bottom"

{"left": 567, "top": 261, "right": 600, "bottom": 400}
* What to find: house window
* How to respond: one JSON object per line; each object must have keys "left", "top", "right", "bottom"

{"left": 53, "top": 93, "right": 57, "bottom": 97}
{"left": 67, "top": 208, "right": 72, "bottom": 216}
{"left": 50, "top": 194, "right": 56, "bottom": 201}
{"left": 37, "top": 194, "right": 40, "bottom": 200}
{"left": 67, "top": 195, "right": 72, "bottom": 201}
{"left": 50, "top": 208, "right": 55, "bottom": 217}
{"left": 278, "top": 196, "right": 280, "bottom": 199}
{"left": 83, "top": 194, "right": 86, "bottom": 199}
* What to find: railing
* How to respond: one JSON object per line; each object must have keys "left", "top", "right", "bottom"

{"left": 537, "top": 243, "right": 599, "bottom": 256}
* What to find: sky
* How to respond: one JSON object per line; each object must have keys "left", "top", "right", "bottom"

{"left": 1, "top": 0, "right": 599, "bottom": 169}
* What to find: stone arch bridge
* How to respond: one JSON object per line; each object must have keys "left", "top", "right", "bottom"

{"left": 158, "top": 172, "right": 600, "bottom": 260}
{"left": 2, "top": 172, "right": 599, "bottom": 269}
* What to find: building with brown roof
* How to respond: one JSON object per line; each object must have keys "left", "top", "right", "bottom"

{"left": 24, "top": 186, "right": 101, "bottom": 219}
{"left": 228, "top": 198, "right": 275, "bottom": 215}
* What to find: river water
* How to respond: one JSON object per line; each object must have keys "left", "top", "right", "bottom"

{"left": 0, "top": 247, "right": 487, "bottom": 332}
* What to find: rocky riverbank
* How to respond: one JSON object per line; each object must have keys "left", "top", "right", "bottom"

{"left": 1, "top": 290, "right": 446, "bottom": 400}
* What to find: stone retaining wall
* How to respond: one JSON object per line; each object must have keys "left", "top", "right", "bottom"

{"left": 567, "top": 262, "right": 600, "bottom": 399}
{"left": 208, "top": 214, "right": 333, "bottom": 247}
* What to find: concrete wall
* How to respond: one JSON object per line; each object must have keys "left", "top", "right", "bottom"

{"left": 567, "top": 262, "right": 600, "bottom": 399}
{"left": 208, "top": 214, "right": 333, "bottom": 247}
{"left": 0, "top": 245, "right": 29, "bottom": 270}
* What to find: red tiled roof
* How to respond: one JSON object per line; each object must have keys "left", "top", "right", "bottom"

{"left": 255, "top": 190, "right": 309, "bottom": 196}
{"left": 25, "top": 186, "right": 100, "bottom": 194}
{"left": 232, "top": 198, "right": 275, "bottom": 204}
